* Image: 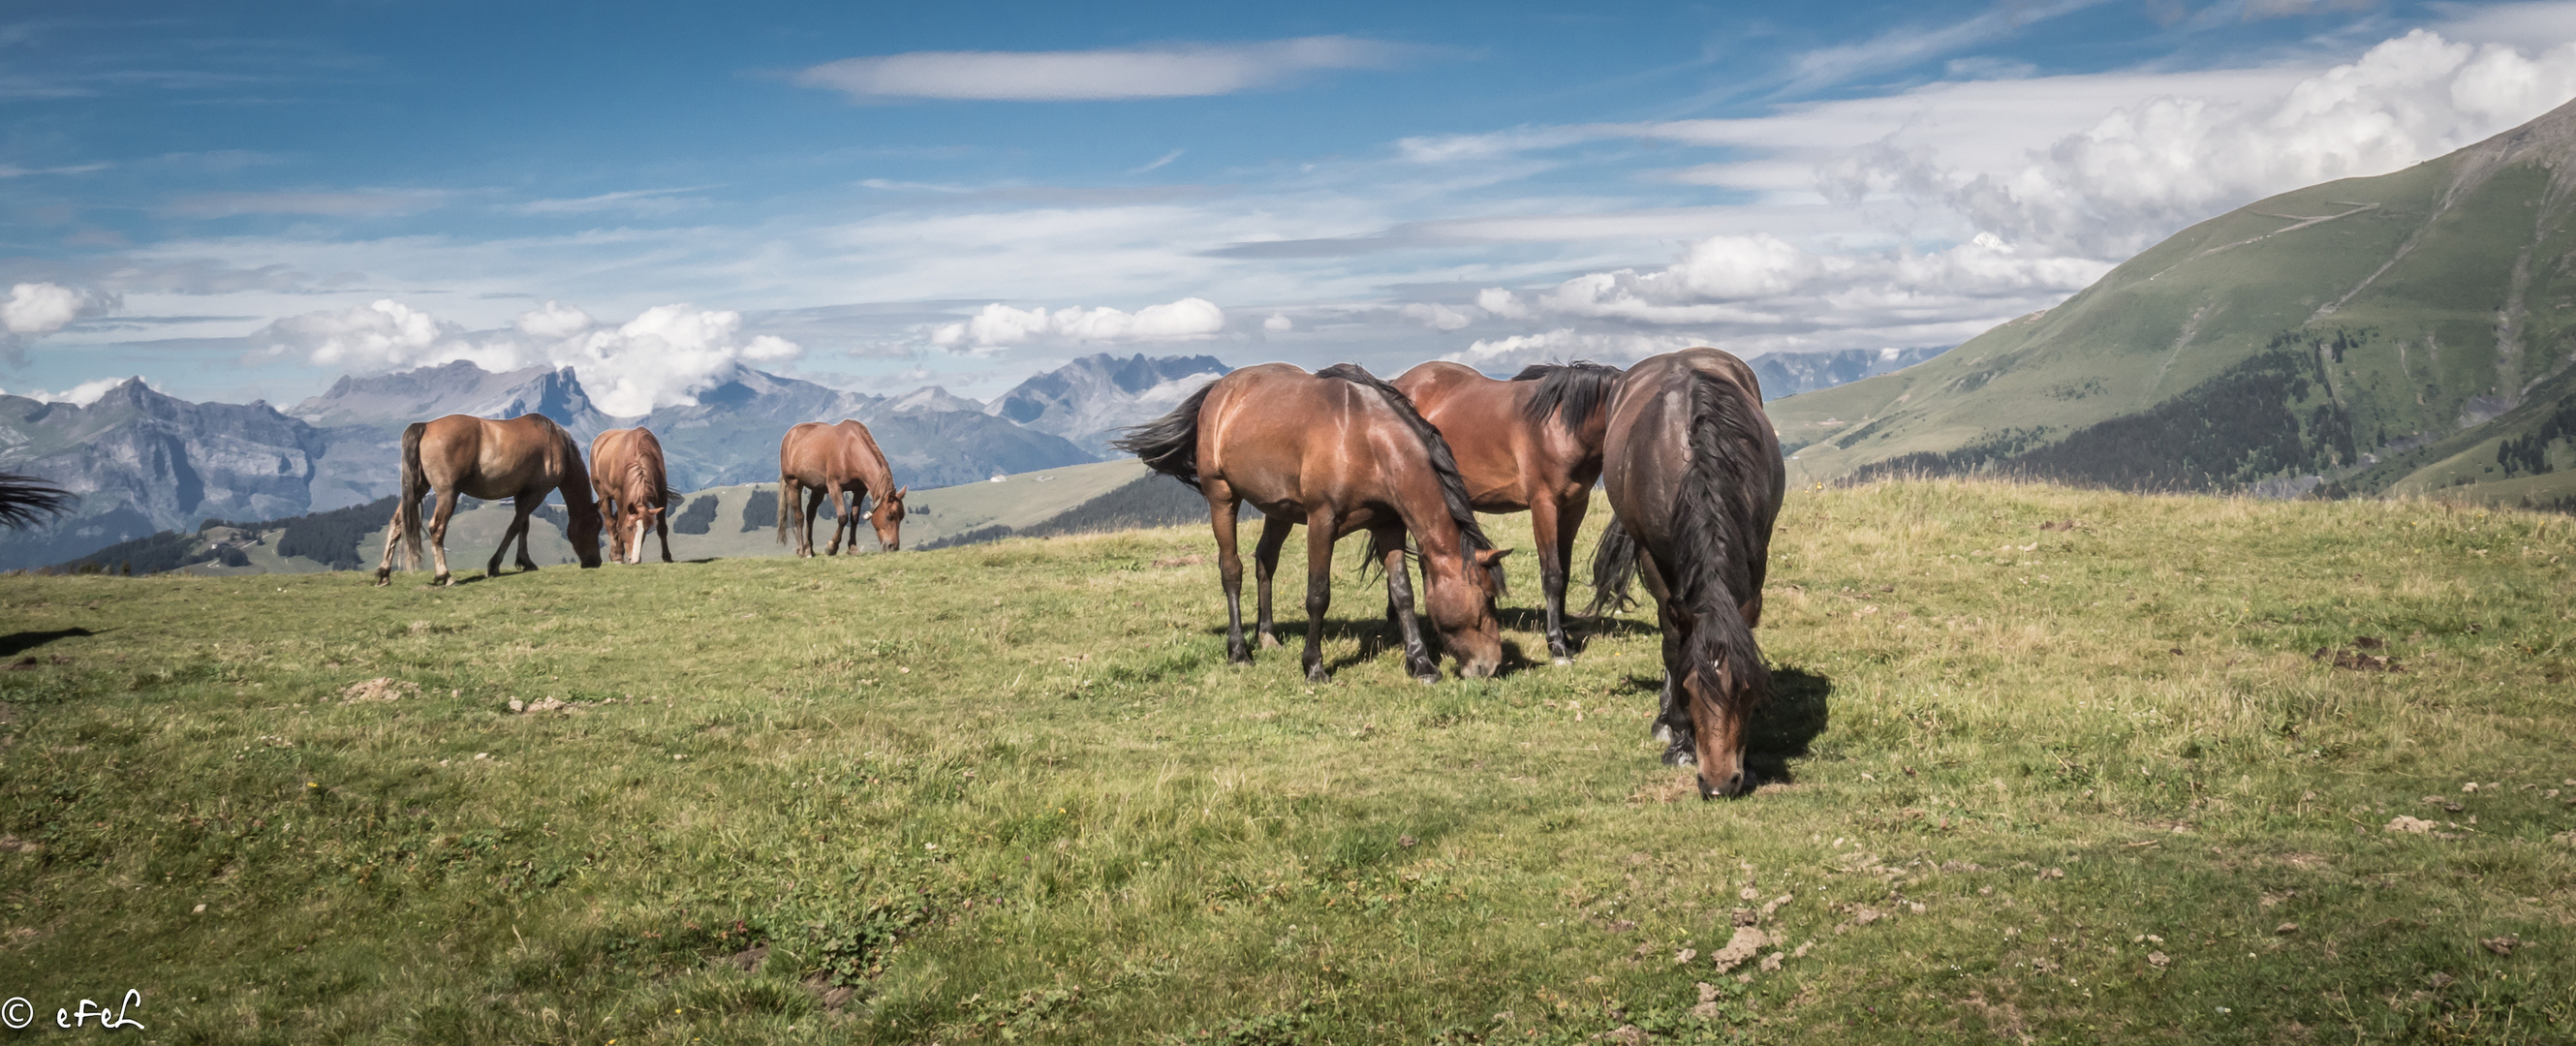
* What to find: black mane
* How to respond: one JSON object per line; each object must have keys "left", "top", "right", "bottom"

{"left": 1315, "top": 363, "right": 1503, "bottom": 589}
{"left": 1509, "top": 360, "right": 1622, "bottom": 436}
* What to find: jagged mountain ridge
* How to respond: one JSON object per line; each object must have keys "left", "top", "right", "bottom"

{"left": 1765, "top": 95, "right": 2576, "bottom": 507}
{"left": 1751, "top": 347, "right": 1951, "bottom": 400}
{"left": 0, "top": 379, "right": 326, "bottom": 569}
{"left": 984, "top": 352, "right": 1230, "bottom": 455}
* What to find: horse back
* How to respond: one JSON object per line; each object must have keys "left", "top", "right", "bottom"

{"left": 591, "top": 427, "right": 670, "bottom": 505}
{"left": 1394, "top": 361, "right": 1548, "bottom": 511}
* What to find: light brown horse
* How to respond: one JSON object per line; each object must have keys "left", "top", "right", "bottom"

{"left": 1116, "top": 363, "right": 1509, "bottom": 683}
{"left": 1393, "top": 359, "right": 1620, "bottom": 663}
{"left": 776, "top": 420, "right": 906, "bottom": 556}
{"left": 1589, "top": 349, "right": 1784, "bottom": 798}
{"left": 589, "top": 426, "right": 673, "bottom": 565}
{"left": 375, "top": 414, "right": 604, "bottom": 586}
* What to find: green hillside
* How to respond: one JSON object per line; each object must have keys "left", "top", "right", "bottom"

{"left": 0, "top": 480, "right": 2568, "bottom": 1043}
{"left": 1771, "top": 97, "right": 2576, "bottom": 509}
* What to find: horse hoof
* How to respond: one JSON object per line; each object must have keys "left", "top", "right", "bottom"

{"left": 1661, "top": 742, "right": 1697, "bottom": 768}
{"left": 1305, "top": 665, "right": 1332, "bottom": 684}
{"left": 1550, "top": 656, "right": 1572, "bottom": 666}
{"left": 1412, "top": 672, "right": 1441, "bottom": 685}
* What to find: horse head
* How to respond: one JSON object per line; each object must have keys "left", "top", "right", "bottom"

{"left": 622, "top": 504, "right": 664, "bottom": 565}
{"left": 1683, "top": 635, "right": 1771, "bottom": 799}
{"left": 1423, "top": 546, "right": 1510, "bottom": 678}
{"left": 871, "top": 485, "right": 908, "bottom": 551}
{"left": 568, "top": 497, "right": 605, "bottom": 569}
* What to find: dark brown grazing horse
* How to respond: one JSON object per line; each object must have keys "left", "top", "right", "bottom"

{"left": 777, "top": 420, "right": 906, "bottom": 556}
{"left": 375, "top": 414, "right": 605, "bottom": 586}
{"left": 1393, "top": 359, "right": 1620, "bottom": 662}
{"left": 589, "top": 427, "right": 674, "bottom": 565}
{"left": 1116, "top": 363, "right": 1509, "bottom": 683}
{"left": 1588, "top": 348, "right": 1785, "bottom": 798}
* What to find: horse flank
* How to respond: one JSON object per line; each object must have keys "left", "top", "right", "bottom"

{"left": 1314, "top": 363, "right": 1504, "bottom": 592}
{"left": 1509, "top": 360, "right": 1622, "bottom": 437}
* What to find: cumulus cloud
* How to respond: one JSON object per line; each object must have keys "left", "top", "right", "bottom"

{"left": 930, "top": 297, "right": 1225, "bottom": 352}
{"left": 0, "top": 375, "right": 142, "bottom": 406}
{"left": 796, "top": 37, "right": 1407, "bottom": 102}
{"left": 1263, "top": 312, "right": 1293, "bottom": 332}
{"left": 1829, "top": 30, "right": 2576, "bottom": 258}
{"left": 2, "top": 281, "right": 120, "bottom": 364}
{"left": 1443, "top": 329, "right": 1707, "bottom": 374}
{"left": 1399, "top": 301, "right": 1475, "bottom": 331}
{"left": 251, "top": 298, "right": 805, "bottom": 415}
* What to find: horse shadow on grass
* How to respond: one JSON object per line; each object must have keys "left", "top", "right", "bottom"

{"left": 1610, "top": 663, "right": 1832, "bottom": 784}
{"left": 1, "top": 628, "right": 96, "bottom": 657}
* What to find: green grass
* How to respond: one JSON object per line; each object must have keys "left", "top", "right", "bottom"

{"left": 3, "top": 479, "right": 2573, "bottom": 1044}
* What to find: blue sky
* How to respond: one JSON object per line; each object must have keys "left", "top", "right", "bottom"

{"left": 8, "top": 0, "right": 2576, "bottom": 413}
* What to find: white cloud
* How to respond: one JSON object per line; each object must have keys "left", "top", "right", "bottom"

{"left": 796, "top": 37, "right": 1407, "bottom": 102}
{"left": 1833, "top": 30, "right": 2576, "bottom": 258}
{"left": 512, "top": 187, "right": 714, "bottom": 216}
{"left": 0, "top": 375, "right": 142, "bottom": 406}
{"left": 1443, "top": 329, "right": 1706, "bottom": 373}
{"left": 930, "top": 297, "right": 1226, "bottom": 352}
{"left": 250, "top": 298, "right": 807, "bottom": 415}
{"left": 2, "top": 282, "right": 120, "bottom": 364}
{"left": 1399, "top": 301, "right": 1475, "bottom": 331}
{"left": 1262, "top": 312, "right": 1293, "bottom": 332}
{"left": 161, "top": 191, "right": 442, "bottom": 219}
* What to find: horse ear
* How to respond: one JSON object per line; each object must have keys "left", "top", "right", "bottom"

{"left": 894, "top": 485, "right": 908, "bottom": 499}
{"left": 1474, "top": 547, "right": 1513, "bottom": 567}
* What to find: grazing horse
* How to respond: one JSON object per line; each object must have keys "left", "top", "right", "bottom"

{"left": 1393, "top": 359, "right": 1620, "bottom": 662}
{"left": 375, "top": 414, "right": 605, "bottom": 586}
{"left": 588, "top": 427, "right": 674, "bottom": 565}
{"left": 776, "top": 420, "right": 906, "bottom": 556}
{"left": 1115, "top": 363, "right": 1510, "bottom": 683}
{"left": 1588, "top": 349, "right": 1785, "bottom": 798}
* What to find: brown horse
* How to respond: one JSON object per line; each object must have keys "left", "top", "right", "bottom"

{"left": 1588, "top": 349, "right": 1785, "bottom": 798}
{"left": 776, "top": 420, "right": 906, "bottom": 556}
{"left": 589, "top": 427, "right": 673, "bottom": 565}
{"left": 375, "top": 414, "right": 605, "bottom": 586}
{"left": 1393, "top": 359, "right": 1620, "bottom": 662}
{"left": 1116, "top": 363, "right": 1509, "bottom": 683}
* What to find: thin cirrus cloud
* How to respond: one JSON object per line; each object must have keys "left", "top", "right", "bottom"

{"left": 793, "top": 36, "right": 1412, "bottom": 102}
{"left": 511, "top": 187, "right": 717, "bottom": 216}
{"left": 161, "top": 190, "right": 444, "bottom": 219}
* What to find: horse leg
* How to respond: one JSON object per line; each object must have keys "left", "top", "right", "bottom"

{"left": 374, "top": 508, "right": 404, "bottom": 586}
{"left": 800, "top": 486, "right": 825, "bottom": 558}
{"left": 1536, "top": 494, "right": 1585, "bottom": 662}
{"left": 1252, "top": 515, "right": 1290, "bottom": 650}
{"left": 1300, "top": 508, "right": 1337, "bottom": 684}
{"left": 488, "top": 503, "right": 527, "bottom": 577}
{"left": 822, "top": 483, "right": 846, "bottom": 556}
{"left": 1210, "top": 489, "right": 1252, "bottom": 665}
{"left": 428, "top": 489, "right": 460, "bottom": 586}
{"left": 1641, "top": 557, "right": 1696, "bottom": 766}
{"left": 656, "top": 503, "right": 673, "bottom": 563}
{"left": 512, "top": 495, "right": 542, "bottom": 571}
{"left": 1377, "top": 525, "right": 1438, "bottom": 683}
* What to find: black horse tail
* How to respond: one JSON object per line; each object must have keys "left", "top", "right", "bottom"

{"left": 393, "top": 421, "right": 428, "bottom": 570}
{"left": 0, "top": 473, "right": 74, "bottom": 531}
{"left": 1585, "top": 516, "right": 1638, "bottom": 617}
{"left": 1111, "top": 380, "right": 1217, "bottom": 490}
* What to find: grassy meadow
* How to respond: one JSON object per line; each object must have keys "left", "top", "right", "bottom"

{"left": 1, "top": 479, "right": 2572, "bottom": 1044}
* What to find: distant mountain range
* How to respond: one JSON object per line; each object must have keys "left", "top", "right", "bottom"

{"left": 2, "top": 340, "right": 1945, "bottom": 570}
{"left": 1769, "top": 96, "right": 2576, "bottom": 511}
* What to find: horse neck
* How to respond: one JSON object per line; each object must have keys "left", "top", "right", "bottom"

{"left": 1384, "top": 456, "right": 1470, "bottom": 567}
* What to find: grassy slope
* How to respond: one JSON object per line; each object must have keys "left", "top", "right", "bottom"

{"left": 1768, "top": 123, "right": 2576, "bottom": 507}
{"left": 2, "top": 481, "right": 2572, "bottom": 1044}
